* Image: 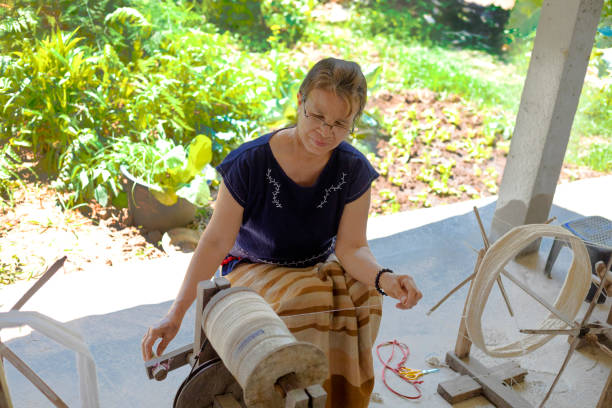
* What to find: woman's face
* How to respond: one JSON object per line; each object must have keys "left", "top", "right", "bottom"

{"left": 296, "top": 88, "right": 355, "bottom": 157}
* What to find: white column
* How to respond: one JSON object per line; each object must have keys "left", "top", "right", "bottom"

{"left": 490, "top": 0, "right": 604, "bottom": 245}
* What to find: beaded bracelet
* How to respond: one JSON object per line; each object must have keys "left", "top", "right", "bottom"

{"left": 375, "top": 268, "right": 393, "bottom": 296}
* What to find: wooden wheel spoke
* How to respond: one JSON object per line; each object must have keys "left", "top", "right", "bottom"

{"left": 500, "top": 269, "right": 577, "bottom": 328}
{"left": 519, "top": 328, "right": 579, "bottom": 336}
{"left": 495, "top": 276, "right": 515, "bottom": 317}
{"left": 0, "top": 341, "right": 68, "bottom": 408}
{"left": 427, "top": 272, "right": 475, "bottom": 315}
{"left": 538, "top": 336, "right": 580, "bottom": 408}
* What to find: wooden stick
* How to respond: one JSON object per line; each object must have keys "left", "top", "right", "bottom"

{"left": 194, "top": 280, "right": 216, "bottom": 358}
{"left": 455, "top": 249, "right": 485, "bottom": 358}
{"left": 496, "top": 276, "right": 515, "bottom": 317}
{"left": 539, "top": 335, "right": 580, "bottom": 407}
{"left": 521, "top": 326, "right": 611, "bottom": 336}
{"left": 427, "top": 272, "right": 475, "bottom": 315}
{"left": 519, "top": 328, "right": 579, "bottom": 336}
{"left": 473, "top": 207, "right": 514, "bottom": 317}
{"left": 473, "top": 206, "right": 490, "bottom": 248}
{"left": 0, "top": 357, "right": 12, "bottom": 408}
{"left": 500, "top": 269, "right": 576, "bottom": 327}
{"left": 0, "top": 342, "right": 67, "bottom": 408}
{"left": 597, "top": 366, "right": 612, "bottom": 408}
{"left": 545, "top": 217, "right": 556, "bottom": 224}
{"left": 11, "top": 257, "right": 67, "bottom": 311}
{"left": 595, "top": 341, "right": 612, "bottom": 359}
{"left": 540, "top": 255, "right": 612, "bottom": 407}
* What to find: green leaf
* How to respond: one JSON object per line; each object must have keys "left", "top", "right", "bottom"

{"left": 364, "top": 65, "right": 381, "bottom": 91}
{"left": 151, "top": 188, "right": 178, "bottom": 206}
{"left": 176, "top": 174, "right": 211, "bottom": 208}
{"left": 79, "top": 171, "right": 89, "bottom": 188}
{"left": 187, "top": 135, "right": 212, "bottom": 176}
{"left": 94, "top": 184, "right": 109, "bottom": 207}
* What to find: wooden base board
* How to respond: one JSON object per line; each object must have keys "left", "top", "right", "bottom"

{"left": 438, "top": 374, "right": 481, "bottom": 404}
{"left": 439, "top": 352, "right": 531, "bottom": 407}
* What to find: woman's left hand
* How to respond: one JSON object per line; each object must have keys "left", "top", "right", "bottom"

{"left": 379, "top": 273, "right": 422, "bottom": 309}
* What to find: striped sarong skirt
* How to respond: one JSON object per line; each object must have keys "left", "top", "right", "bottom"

{"left": 225, "top": 257, "right": 383, "bottom": 408}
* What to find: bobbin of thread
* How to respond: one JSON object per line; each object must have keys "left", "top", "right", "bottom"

{"left": 203, "top": 287, "right": 328, "bottom": 408}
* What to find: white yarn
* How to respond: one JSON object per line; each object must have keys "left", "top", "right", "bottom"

{"left": 0, "top": 311, "right": 99, "bottom": 408}
{"left": 202, "top": 288, "right": 327, "bottom": 408}
{"left": 465, "top": 224, "right": 591, "bottom": 358}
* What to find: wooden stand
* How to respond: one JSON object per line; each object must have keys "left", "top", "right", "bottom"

{"left": 434, "top": 212, "right": 612, "bottom": 407}
{"left": 145, "top": 277, "right": 327, "bottom": 408}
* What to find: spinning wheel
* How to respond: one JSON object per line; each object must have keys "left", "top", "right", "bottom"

{"left": 431, "top": 208, "right": 612, "bottom": 407}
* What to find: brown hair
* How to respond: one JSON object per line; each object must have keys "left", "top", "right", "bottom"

{"left": 298, "top": 58, "right": 367, "bottom": 124}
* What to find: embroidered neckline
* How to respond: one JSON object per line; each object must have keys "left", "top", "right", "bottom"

{"left": 266, "top": 168, "right": 283, "bottom": 208}
{"left": 317, "top": 172, "right": 347, "bottom": 208}
{"left": 265, "top": 132, "right": 341, "bottom": 190}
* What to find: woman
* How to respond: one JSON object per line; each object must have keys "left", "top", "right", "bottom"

{"left": 141, "top": 57, "right": 422, "bottom": 407}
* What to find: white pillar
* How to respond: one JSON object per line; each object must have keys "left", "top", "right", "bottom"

{"left": 490, "top": 0, "right": 604, "bottom": 245}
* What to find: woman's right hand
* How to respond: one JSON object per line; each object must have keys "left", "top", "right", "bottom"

{"left": 141, "top": 315, "right": 180, "bottom": 361}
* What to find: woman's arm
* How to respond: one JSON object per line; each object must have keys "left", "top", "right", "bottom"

{"left": 335, "top": 188, "right": 422, "bottom": 309}
{"left": 141, "top": 181, "right": 243, "bottom": 360}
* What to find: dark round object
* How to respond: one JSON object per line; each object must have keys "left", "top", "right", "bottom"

{"left": 173, "top": 358, "right": 244, "bottom": 408}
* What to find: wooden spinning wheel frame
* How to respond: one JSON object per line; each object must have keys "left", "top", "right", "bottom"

{"left": 430, "top": 208, "right": 612, "bottom": 408}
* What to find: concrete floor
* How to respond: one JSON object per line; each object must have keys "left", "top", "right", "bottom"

{"left": 1, "top": 176, "right": 611, "bottom": 407}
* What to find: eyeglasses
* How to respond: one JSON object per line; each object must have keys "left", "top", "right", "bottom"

{"left": 302, "top": 99, "right": 354, "bottom": 137}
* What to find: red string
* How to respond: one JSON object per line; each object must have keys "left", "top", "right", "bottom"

{"left": 221, "top": 256, "right": 241, "bottom": 265}
{"left": 376, "top": 340, "right": 422, "bottom": 400}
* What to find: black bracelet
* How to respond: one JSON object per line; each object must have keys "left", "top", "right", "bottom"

{"left": 375, "top": 268, "right": 393, "bottom": 296}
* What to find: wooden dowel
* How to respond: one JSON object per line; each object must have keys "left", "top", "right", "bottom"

{"left": 597, "top": 366, "right": 612, "bottom": 408}
{"left": 11, "top": 257, "right": 67, "bottom": 311}
{"left": 0, "top": 357, "right": 12, "bottom": 408}
{"left": 427, "top": 272, "right": 475, "bottom": 315}
{"left": 0, "top": 342, "right": 67, "bottom": 408}
{"left": 501, "top": 269, "right": 576, "bottom": 328}
{"left": 539, "top": 336, "right": 580, "bottom": 407}
{"left": 596, "top": 342, "right": 612, "bottom": 359}
{"left": 473, "top": 206, "right": 490, "bottom": 248}
{"left": 520, "top": 328, "right": 579, "bottom": 336}
{"left": 495, "top": 276, "right": 515, "bottom": 317}
{"left": 473, "top": 207, "right": 514, "bottom": 317}
{"left": 455, "top": 249, "right": 485, "bottom": 358}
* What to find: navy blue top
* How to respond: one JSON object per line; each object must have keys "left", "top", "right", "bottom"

{"left": 216, "top": 129, "right": 378, "bottom": 274}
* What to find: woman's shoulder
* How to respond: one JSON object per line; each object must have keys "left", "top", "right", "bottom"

{"left": 220, "top": 133, "right": 272, "bottom": 165}
{"left": 335, "top": 140, "right": 372, "bottom": 165}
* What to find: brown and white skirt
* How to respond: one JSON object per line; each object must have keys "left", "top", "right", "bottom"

{"left": 225, "top": 257, "right": 383, "bottom": 408}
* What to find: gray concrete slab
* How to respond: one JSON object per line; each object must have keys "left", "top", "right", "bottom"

{"left": 1, "top": 176, "right": 611, "bottom": 407}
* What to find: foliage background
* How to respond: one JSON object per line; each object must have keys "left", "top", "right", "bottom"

{"left": 0, "top": 0, "right": 610, "bottom": 213}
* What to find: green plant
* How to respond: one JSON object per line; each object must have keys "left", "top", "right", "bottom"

{"left": 0, "top": 253, "right": 26, "bottom": 285}
{"left": 2, "top": 28, "right": 100, "bottom": 172}
{"left": 122, "top": 134, "right": 214, "bottom": 207}
{"left": 0, "top": 142, "right": 30, "bottom": 208}
{"left": 202, "top": 0, "right": 270, "bottom": 50}
{"left": 262, "top": 0, "right": 315, "bottom": 46}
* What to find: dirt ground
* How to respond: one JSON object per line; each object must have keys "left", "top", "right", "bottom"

{"left": 366, "top": 89, "right": 605, "bottom": 213}
{"left": 0, "top": 89, "right": 606, "bottom": 285}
